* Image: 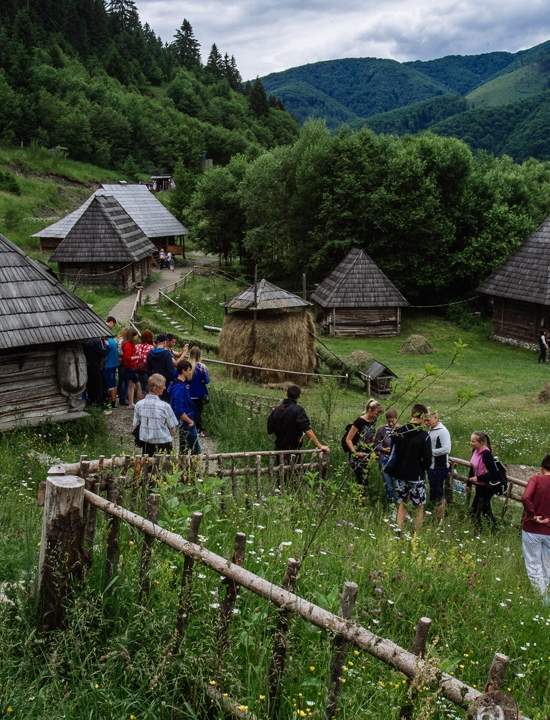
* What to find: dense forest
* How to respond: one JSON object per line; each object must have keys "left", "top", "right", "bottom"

{"left": 262, "top": 41, "right": 550, "bottom": 160}
{"left": 0, "top": 0, "right": 297, "bottom": 171}
{"left": 188, "top": 122, "right": 550, "bottom": 301}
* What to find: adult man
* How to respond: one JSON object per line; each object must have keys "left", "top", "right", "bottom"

{"left": 391, "top": 403, "right": 432, "bottom": 531}
{"left": 425, "top": 410, "right": 452, "bottom": 521}
{"left": 267, "top": 385, "right": 329, "bottom": 453}
{"left": 133, "top": 373, "right": 178, "bottom": 456}
{"left": 146, "top": 334, "right": 177, "bottom": 393}
{"left": 168, "top": 359, "right": 201, "bottom": 455}
{"left": 521, "top": 455, "right": 550, "bottom": 604}
{"left": 83, "top": 338, "right": 109, "bottom": 407}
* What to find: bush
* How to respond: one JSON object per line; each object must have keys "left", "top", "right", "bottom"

{"left": 0, "top": 170, "right": 21, "bottom": 195}
{"left": 446, "top": 303, "right": 489, "bottom": 332}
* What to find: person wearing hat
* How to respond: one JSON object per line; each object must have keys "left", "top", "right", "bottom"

{"left": 146, "top": 334, "right": 177, "bottom": 398}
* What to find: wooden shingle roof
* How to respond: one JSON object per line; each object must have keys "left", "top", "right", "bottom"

{"left": 225, "top": 279, "right": 310, "bottom": 311}
{"left": 50, "top": 196, "right": 156, "bottom": 264}
{"left": 477, "top": 216, "right": 550, "bottom": 306}
{"left": 0, "top": 234, "right": 111, "bottom": 350}
{"left": 311, "top": 248, "right": 408, "bottom": 308}
{"left": 34, "top": 184, "right": 187, "bottom": 240}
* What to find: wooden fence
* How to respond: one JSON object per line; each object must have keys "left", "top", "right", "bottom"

{"left": 449, "top": 455, "right": 527, "bottom": 511}
{"left": 36, "top": 460, "right": 529, "bottom": 720}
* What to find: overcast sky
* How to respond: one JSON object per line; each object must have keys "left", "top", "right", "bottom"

{"left": 135, "top": 0, "right": 550, "bottom": 79}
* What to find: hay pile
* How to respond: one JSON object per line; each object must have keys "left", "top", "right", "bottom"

{"left": 219, "top": 310, "right": 316, "bottom": 384}
{"left": 400, "top": 334, "right": 433, "bottom": 355}
{"left": 345, "top": 350, "right": 375, "bottom": 373}
{"left": 538, "top": 383, "right": 550, "bottom": 404}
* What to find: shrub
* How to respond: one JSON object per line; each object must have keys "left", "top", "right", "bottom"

{"left": 0, "top": 170, "right": 21, "bottom": 195}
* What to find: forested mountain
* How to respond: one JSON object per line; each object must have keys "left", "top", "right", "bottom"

{"left": 0, "top": 1, "right": 297, "bottom": 172}
{"left": 263, "top": 41, "right": 550, "bottom": 160}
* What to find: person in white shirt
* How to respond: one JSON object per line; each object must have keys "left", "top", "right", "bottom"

{"left": 425, "top": 410, "right": 452, "bottom": 521}
{"left": 538, "top": 330, "right": 548, "bottom": 364}
{"left": 133, "top": 373, "right": 178, "bottom": 456}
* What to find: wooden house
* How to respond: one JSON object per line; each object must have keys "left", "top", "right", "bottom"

{"left": 477, "top": 217, "right": 550, "bottom": 346}
{"left": 50, "top": 196, "right": 157, "bottom": 291}
{"left": 219, "top": 279, "right": 316, "bottom": 383}
{"left": 311, "top": 248, "right": 408, "bottom": 336}
{"left": 35, "top": 183, "right": 187, "bottom": 256}
{"left": 0, "top": 233, "right": 111, "bottom": 431}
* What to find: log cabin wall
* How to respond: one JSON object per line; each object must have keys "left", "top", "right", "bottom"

{"left": 39, "top": 237, "right": 61, "bottom": 253}
{"left": 491, "top": 298, "right": 544, "bottom": 344}
{"left": 331, "top": 307, "right": 400, "bottom": 336}
{"left": 0, "top": 346, "right": 79, "bottom": 431}
{"left": 58, "top": 261, "right": 149, "bottom": 291}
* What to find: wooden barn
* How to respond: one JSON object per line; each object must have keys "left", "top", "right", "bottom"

{"left": 311, "top": 248, "right": 408, "bottom": 336}
{"left": 219, "top": 279, "right": 316, "bottom": 383}
{"left": 477, "top": 217, "right": 550, "bottom": 346}
{"left": 50, "top": 195, "right": 157, "bottom": 291}
{"left": 34, "top": 183, "right": 187, "bottom": 256}
{"left": 0, "top": 233, "right": 111, "bottom": 430}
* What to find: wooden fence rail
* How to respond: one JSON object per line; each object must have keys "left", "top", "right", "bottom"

{"left": 36, "top": 468, "right": 530, "bottom": 720}
{"left": 449, "top": 455, "right": 527, "bottom": 509}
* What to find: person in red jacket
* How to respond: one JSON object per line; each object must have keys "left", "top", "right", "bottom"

{"left": 521, "top": 455, "right": 550, "bottom": 604}
{"left": 120, "top": 328, "right": 142, "bottom": 409}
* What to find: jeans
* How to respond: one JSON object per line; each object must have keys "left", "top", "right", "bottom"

{"left": 379, "top": 460, "right": 395, "bottom": 502}
{"left": 522, "top": 531, "right": 550, "bottom": 603}
{"left": 180, "top": 423, "right": 201, "bottom": 455}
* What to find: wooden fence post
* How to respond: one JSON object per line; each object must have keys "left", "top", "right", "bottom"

{"left": 467, "top": 653, "right": 514, "bottom": 719}
{"left": 105, "top": 476, "right": 121, "bottom": 587}
{"left": 175, "top": 511, "right": 203, "bottom": 638}
{"left": 268, "top": 557, "right": 300, "bottom": 718}
{"left": 138, "top": 493, "right": 160, "bottom": 604}
{"left": 399, "top": 616, "right": 432, "bottom": 719}
{"left": 325, "top": 581, "right": 358, "bottom": 719}
{"left": 218, "top": 532, "right": 246, "bottom": 656}
{"left": 37, "top": 469, "right": 86, "bottom": 629}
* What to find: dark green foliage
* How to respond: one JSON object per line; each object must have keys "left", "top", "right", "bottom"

{"left": 189, "top": 122, "right": 550, "bottom": 302}
{"left": 0, "top": 169, "right": 20, "bottom": 194}
{"left": 405, "top": 52, "right": 515, "bottom": 94}
{"left": 248, "top": 78, "right": 269, "bottom": 117}
{"left": 365, "top": 94, "right": 468, "bottom": 135}
{"left": 0, "top": 2, "right": 298, "bottom": 171}
{"left": 173, "top": 18, "right": 201, "bottom": 70}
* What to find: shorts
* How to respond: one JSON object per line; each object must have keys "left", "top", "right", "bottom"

{"left": 396, "top": 478, "right": 426, "bottom": 507}
{"left": 121, "top": 367, "right": 139, "bottom": 383}
{"left": 428, "top": 468, "right": 449, "bottom": 504}
{"left": 102, "top": 367, "right": 117, "bottom": 390}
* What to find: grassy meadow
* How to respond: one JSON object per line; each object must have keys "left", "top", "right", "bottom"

{"left": 1, "top": 275, "right": 550, "bottom": 719}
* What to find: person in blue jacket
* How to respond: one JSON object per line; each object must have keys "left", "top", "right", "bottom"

{"left": 168, "top": 359, "right": 201, "bottom": 455}
{"left": 189, "top": 346, "right": 210, "bottom": 436}
{"left": 147, "top": 334, "right": 177, "bottom": 399}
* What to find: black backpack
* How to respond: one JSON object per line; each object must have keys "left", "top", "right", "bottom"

{"left": 489, "top": 456, "right": 508, "bottom": 496}
{"left": 341, "top": 424, "right": 353, "bottom": 452}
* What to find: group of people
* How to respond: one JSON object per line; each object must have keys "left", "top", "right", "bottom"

{"left": 158, "top": 248, "right": 175, "bottom": 271}
{"left": 267, "top": 387, "right": 550, "bottom": 602}
{"left": 82, "top": 317, "right": 210, "bottom": 456}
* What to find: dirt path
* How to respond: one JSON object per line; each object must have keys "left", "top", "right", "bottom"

{"left": 108, "top": 266, "right": 190, "bottom": 324}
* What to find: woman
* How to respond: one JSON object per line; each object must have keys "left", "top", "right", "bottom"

{"left": 374, "top": 407, "right": 398, "bottom": 502}
{"left": 189, "top": 346, "right": 210, "bottom": 436}
{"left": 133, "top": 329, "right": 154, "bottom": 396}
{"left": 345, "top": 399, "right": 383, "bottom": 490}
{"left": 468, "top": 431, "right": 500, "bottom": 529}
{"left": 120, "top": 328, "right": 142, "bottom": 409}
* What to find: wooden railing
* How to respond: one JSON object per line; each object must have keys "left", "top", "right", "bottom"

{"left": 36, "top": 462, "right": 529, "bottom": 720}
{"left": 158, "top": 268, "right": 195, "bottom": 296}
{"left": 449, "top": 455, "right": 527, "bottom": 511}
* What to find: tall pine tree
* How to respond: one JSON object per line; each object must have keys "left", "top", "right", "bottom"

{"left": 223, "top": 53, "right": 242, "bottom": 89}
{"left": 173, "top": 19, "right": 201, "bottom": 69}
{"left": 248, "top": 77, "right": 269, "bottom": 116}
{"left": 206, "top": 43, "right": 223, "bottom": 78}
{"left": 108, "top": 0, "right": 138, "bottom": 30}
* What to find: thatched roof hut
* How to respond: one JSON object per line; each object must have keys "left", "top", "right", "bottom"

{"left": 311, "top": 248, "right": 408, "bottom": 336}
{"left": 0, "top": 233, "right": 110, "bottom": 430}
{"left": 34, "top": 183, "right": 187, "bottom": 255}
{"left": 477, "top": 217, "right": 550, "bottom": 347}
{"left": 50, "top": 195, "right": 156, "bottom": 290}
{"left": 219, "top": 279, "right": 316, "bottom": 383}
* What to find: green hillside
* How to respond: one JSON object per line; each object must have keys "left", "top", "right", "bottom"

{"left": 365, "top": 94, "right": 468, "bottom": 134}
{"left": 405, "top": 51, "right": 514, "bottom": 94}
{"left": 263, "top": 57, "right": 449, "bottom": 125}
{"left": 467, "top": 62, "right": 549, "bottom": 107}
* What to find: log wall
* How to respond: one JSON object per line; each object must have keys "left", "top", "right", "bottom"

{"left": 491, "top": 298, "right": 548, "bottom": 344}
{"left": 328, "top": 306, "right": 400, "bottom": 337}
{"left": 58, "top": 260, "right": 150, "bottom": 291}
{"left": 0, "top": 346, "right": 86, "bottom": 431}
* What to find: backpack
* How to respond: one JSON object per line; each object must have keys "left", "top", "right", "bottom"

{"left": 489, "top": 456, "right": 508, "bottom": 496}
{"left": 341, "top": 424, "right": 353, "bottom": 452}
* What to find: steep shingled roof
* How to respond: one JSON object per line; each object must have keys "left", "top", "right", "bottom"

{"left": 477, "top": 216, "right": 550, "bottom": 306}
{"left": 225, "top": 279, "right": 310, "bottom": 311}
{"left": 311, "top": 248, "right": 408, "bottom": 308}
{"left": 50, "top": 196, "right": 156, "bottom": 264}
{"left": 0, "top": 234, "right": 111, "bottom": 350}
{"left": 34, "top": 184, "right": 187, "bottom": 240}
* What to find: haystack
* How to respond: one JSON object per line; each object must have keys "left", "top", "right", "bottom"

{"left": 538, "top": 383, "right": 550, "bottom": 404}
{"left": 219, "top": 279, "right": 316, "bottom": 384}
{"left": 400, "top": 334, "right": 433, "bottom": 354}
